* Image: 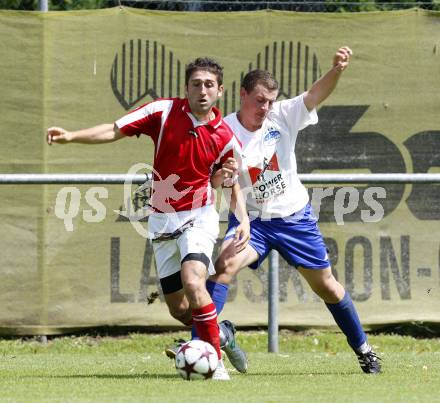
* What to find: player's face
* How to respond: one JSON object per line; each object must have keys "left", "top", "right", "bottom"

{"left": 185, "top": 70, "right": 223, "bottom": 121}
{"left": 240, "top": 84, "right": 278, "bottom": 131}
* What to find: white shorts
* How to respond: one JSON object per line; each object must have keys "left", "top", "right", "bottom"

{"left": 148, "top": 204, "right": 219, "bottom": 279}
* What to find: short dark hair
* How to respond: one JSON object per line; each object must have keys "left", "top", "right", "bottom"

{"left": 241, "top": 70, "right": 279, "bottom": 93}
{"left": 185, "top": 57, "right": 224, "bottom": 86}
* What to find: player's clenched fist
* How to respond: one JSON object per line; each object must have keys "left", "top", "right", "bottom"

{"left": 222, "top": 157, "right": 238, "bottom": 179}
{"left": 333, "top": 46, "right": 353, "bottom": 72}
{"left": 47, "top": 127, "right": 70, "bottom": 145}
{"left": 222, "top": 157, "right": 239, "bottom": 187}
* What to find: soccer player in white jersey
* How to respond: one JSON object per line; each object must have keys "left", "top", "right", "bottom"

{"left": 47, "top": 57, "right": 250, "bottom": 381}
{"left": 205, "top": 47, "right": 381, "bottom": 374}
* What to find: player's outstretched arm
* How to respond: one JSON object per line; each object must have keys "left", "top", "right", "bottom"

{"left": 47, "top": 123, "right": 124, "bottom": 145}
{"left": 303, "top": 46, "right": 352, "bottom": 111}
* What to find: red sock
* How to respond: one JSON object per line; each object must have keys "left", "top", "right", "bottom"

{"left": 192, "top": 303, "right": 221, "bottom": 359}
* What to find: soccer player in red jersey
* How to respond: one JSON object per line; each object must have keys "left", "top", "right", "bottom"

{"left": 47, "top": 57, "right": 250, "bottom": 380}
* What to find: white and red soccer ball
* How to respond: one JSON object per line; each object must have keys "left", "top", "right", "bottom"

{"left": 175, "top": 340, "right": 218, "bottom": 380}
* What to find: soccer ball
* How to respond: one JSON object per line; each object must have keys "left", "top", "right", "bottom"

{"left": 175, "top": 340, "right": 219, "bottom": 380}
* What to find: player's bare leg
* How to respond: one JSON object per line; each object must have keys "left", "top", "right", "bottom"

{"left": 163, "top": 290, "right": 193, "bottom": 359}
{"left": 213, "top": 239, "right": 259, "bottom": 285}
{"left": 163, "top": 289, "right": 192, "bottom": 325}
{"left": 297, "top": 266, "right": 344, "bottom": 304}
{"left": 180, "top": 260, "right": 213, "bottom": 307}
{"left": 298, "top": 266, "right": 381, "bottom": 374}
{"left": 164, "top": 241, "right": 255, "bottom": 370}
{"left": 207, "top": 240, "right": 259, "bottom": 373}
{"left": 181, "top": 259, "right": 229, "bottom": 380}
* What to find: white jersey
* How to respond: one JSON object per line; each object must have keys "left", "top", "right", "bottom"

{"left": 224, "top": 93, "right": 318, "bottom": 219}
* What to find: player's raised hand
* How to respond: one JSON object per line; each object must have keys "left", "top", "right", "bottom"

{"left": 47, "top": 126, "right": 71, "bottom": 145}
{"left": 333, "top": 46, "right": 353, "bottom": 72}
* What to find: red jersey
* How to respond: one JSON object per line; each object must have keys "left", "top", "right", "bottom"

{"left": 116, "top": 98, "right": 241, "bottom": 213}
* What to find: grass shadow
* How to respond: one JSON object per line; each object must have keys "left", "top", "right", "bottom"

{"left": 18, "top": 373, "right": 177, "bottom": 380}
{"left": 244, "top": 371, "right": 361, "bottom": 377}
{"left": 17, "top": 370, "right": 363, "bottom": 380}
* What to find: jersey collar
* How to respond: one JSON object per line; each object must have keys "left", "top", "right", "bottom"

{"left": 182, "top": 99, "right": 222, "bottom": 129}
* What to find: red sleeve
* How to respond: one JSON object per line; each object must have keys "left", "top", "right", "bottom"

{"left": 218, "top": 134, "right": 242, "bottom": 166}
{"left": 115, "top": 98, "right": 174, "bottom": 143}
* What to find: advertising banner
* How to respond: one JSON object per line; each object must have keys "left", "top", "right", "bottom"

{"left": 0, "top": 8, "right": 439, "bottom": 334}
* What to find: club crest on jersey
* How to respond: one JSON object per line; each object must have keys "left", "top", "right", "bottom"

{"left": 263, "top": 127, "right": 281, "bottom": 146}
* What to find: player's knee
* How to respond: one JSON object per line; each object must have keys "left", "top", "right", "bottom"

{"left": 182, "top": 276, "right": 205, "bottom": 297}
{"left": 315, "top": 286, "right": 338, "bottom": 301}
{"left": 181, "top": 256, "right": 210, "bottom": 295}
{"left": 215, "top": 256, "right": 237, "bottom": 279}
{"left": 314, "top": 277, "right": 344, "bottom": 303}
{"left": 211, "top": 263, "right": 234, "bottom": 284}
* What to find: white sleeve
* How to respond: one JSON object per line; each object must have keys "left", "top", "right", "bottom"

{"left": 229, "top": 136, "right": 243, "bottom": 185}
{"left": 274, "top": 93, "right": 318, "bottom": 134}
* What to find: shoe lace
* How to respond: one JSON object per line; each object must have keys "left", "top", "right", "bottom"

{"left": 360, "top": 350, "right": 382, "bottom": 364}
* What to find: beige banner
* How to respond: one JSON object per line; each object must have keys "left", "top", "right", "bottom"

{"left": 0, "top": 8, "right": 439, "bottom": 334}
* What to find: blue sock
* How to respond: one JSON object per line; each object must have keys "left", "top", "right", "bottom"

{"left": 191, "top": 280, "right": 229, "bottom": 340}
{"left": 325, "top": 292, "right": 367, "bottom": 351}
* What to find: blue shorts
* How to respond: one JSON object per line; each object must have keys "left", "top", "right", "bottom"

{"left": 225, "top": 204, "right": 330, "bottom": 270}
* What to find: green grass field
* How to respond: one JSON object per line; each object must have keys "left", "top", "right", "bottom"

{"left": 0, "top": 330, "right": 439, "bottom": 403}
